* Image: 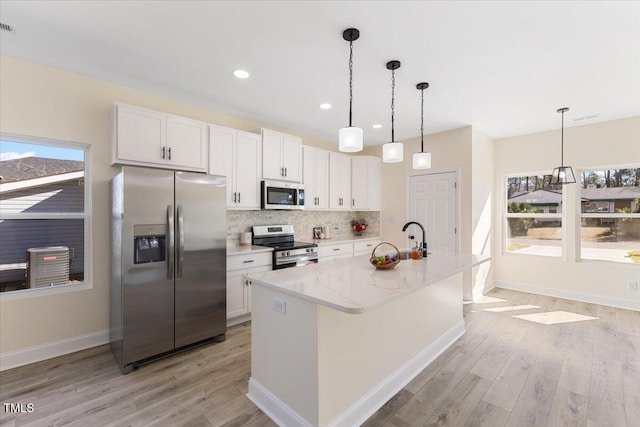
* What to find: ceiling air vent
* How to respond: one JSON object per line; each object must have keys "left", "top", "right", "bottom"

{"left": 572, "top": 113, "right": 600, "bottom": 122}
{"left": 0, "top": 22, "right": 15, "bottom": 32}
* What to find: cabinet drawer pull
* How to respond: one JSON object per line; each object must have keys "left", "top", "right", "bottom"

{"left": 333, "top": 248, "right": 340, "bottom": 251}
{"left": 243, "top": 259, "right": 255, "bottom": 263}
{"left": 366, "top": 244, "right": 372, "bottom": 247}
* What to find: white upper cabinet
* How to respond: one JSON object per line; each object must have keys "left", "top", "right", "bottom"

{"left": 351, "top": 155, "right": 381, "bottom": 210}
{"left": 210, "top": 125, "right": 261, "bottom": 209}
{"left": 329, "top": 152, "right": 352, "bottom": 210}
{"left": 113, "top": 103, "right": 208, "bottom": 172}
{"left": 303, "top": 145, "right": 329, "bottom": 210}
{"left": 261, "top": 129, "right": 302, "bottom": 182}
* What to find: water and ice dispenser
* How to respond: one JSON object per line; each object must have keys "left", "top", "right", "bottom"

{"left": 133, "top": 224, "right": 166, "bottom": 264}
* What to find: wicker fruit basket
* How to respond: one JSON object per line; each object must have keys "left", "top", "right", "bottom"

{"left": 369, "top": 242, "right": 401, "bottom": 270}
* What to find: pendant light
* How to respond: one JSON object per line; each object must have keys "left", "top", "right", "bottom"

{"left": 413, "top": 82, "right": 432, "bottom": 169}
{"left": 382, "top": 60, "right": 403, "bottom": 163}
{"left": 550, "top": 107, "right": 576, "bottom": 185}
{"left": 338, "top": 28, "right": 363, "bottom": 153}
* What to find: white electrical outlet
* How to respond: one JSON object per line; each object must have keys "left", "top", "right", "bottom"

{"left": 627, "top": 280, "right": 638, "bottom": 291}
{"left": 273, "top": 297, "right": 286, "bottom": 314}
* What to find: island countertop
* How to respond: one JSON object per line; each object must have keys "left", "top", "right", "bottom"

{"left": 247, "top": 251, "right": 490, "bottom": 314}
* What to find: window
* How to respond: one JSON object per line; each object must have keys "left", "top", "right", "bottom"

{"left": 0, "top": 136, "right": 90, "bottom": 294}
{"left": 505, "top": 174, "right": 563, "bottom": 257}
{"left": 579, "top": 168, "right": 640, "bottom": 264}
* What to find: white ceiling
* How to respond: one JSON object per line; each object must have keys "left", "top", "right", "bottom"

{"left": 1, "top": 1, "right": 639, "bottom": 147}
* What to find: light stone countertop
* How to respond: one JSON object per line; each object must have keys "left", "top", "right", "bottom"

{"left": 226, "top": 244, "right": 273, "bottom": 256}
{"left": 313, "top": 235, "right": 382, "bottom": 246}
{"left": 247, "top": 251, "right": 490, "bottom": 314}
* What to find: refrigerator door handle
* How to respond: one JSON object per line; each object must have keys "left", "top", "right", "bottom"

{"left": 167, "top": 205, "right": 175, "bottom": 279}
{"left": 177, "top": 205, "right": 185, "bottom": 278}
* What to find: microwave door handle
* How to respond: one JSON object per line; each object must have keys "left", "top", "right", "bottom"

{"left": 167, "top": 205, "right": 174, "bottom": 279}
{"left": 177, "top": 205, "right": 184, "bottom": 278}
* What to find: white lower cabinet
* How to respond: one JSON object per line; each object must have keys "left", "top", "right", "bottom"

{"left": 226, "top": 251, "right": 271, "bottom": 325}
{"left": 353, "top": 238, "right": 383, "bottom": 257}
{"left": 317, "top": 242, "right": 353, "bottom": 262}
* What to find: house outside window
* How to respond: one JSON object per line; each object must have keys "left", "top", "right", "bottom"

{"left": 0, "top": 136, "right": 90, "bottom": 294}
{"left": 579, "top": 168, "right": 640, "bottom": 264}
{"left": 505, "top": 174, "right": 563, "bottom": 257}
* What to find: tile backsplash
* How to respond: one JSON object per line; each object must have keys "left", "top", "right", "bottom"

{"left": 227, "top": 210, "right": 380, "bottom": 245}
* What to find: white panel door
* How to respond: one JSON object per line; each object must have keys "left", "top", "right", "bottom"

{"left": 166, "top": 115, "right": 208, "bottom": 171}
{"left": 209, "top": 125, "right": 236, "bottom": 207}
{"left": 235, "top": 131, "right": 261, "bottom": 209}
{"left": 407, "top": 172, "right": 457, "bottom": 252}
{"left": 116, "top": 103, "right": 167, "bottom": 165}
{"left": 351, "top": 156, "right": 368, "bottom": 209}
{"left": 262, "top": 129, "right": 284, "bottom": 180}
{"left": 315, "top": 149, "right": 329, "bottom": 209}
{"left": 282, "top": 134, "right": 302, "bottom": 182}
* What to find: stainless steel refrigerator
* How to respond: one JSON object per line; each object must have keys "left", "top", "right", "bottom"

{"left": 110, "top": 166, "right": 226, "bottom": 373}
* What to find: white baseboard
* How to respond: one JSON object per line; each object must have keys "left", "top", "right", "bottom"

{"left": 0, "top": 329, "right": 109, "bottom": 371}
{"left": 247, "top": 378, "right": 313, "bottom": 427}
{"left": 472, "top": 280, "right": 496, "bottom": 301}
{"left": 495, "top": 280, "right": 640, "bottom": 311}
{"left": 227, "top": 313, "right": 251, "bottom": 327}
{"left": 247, "top": 320, "right": 466, "bottom": 427}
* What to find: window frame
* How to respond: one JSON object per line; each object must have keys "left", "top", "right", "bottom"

{"left": 577, "top": 166, "right": 640, "bottom": 265}
{"left": 0, "top": 133, "right": 92, "bottom": 300}
{"left": 503, "top": 172, "right": 564, "bottom": 258}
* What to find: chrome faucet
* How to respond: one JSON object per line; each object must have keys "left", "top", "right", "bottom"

{"left": 402, "top": 221, "right": 427, "bottom": 257}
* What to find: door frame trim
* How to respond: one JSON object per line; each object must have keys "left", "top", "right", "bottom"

{"left": 406, "top": 167, "right": 461, "bottom": 253}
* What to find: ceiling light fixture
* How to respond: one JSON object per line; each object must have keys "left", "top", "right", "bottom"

{"left": 382, "top": 60, "right": 403, "bottom": 163}
{"left": 320, "top": 103, "right": 332, "bottom": 110}
{"left": 233, "top": 69, "right": 250, "bottom": 79}
{"left": 338, "top": 28, "right": 363, "bottom": 153}
{"left": 413, "top": 82, "right": 432, "bottom": 169}
{"left": 550, "top": 107, "right": 576, "bottom": 185}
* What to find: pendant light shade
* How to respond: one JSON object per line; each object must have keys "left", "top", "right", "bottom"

{"left": 413, "top": 82, "right": 432, "bottom": 170}
{"left": 383, "top": 60, "right": 403, "bottom": 163}
{"left": 339, "top": 28, "right": 363, "bottom": 153}
{"left": 550, "top": 107, "right": 576, "bottom": 185}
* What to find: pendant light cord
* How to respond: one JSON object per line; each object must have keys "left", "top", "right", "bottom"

{"left": 348, "top": 40, "right": 353, "bottom": 127}
{"left": 560, "top": 109, "right": 565, "bottom": 167}
{"left": 391, "top": 68, "right": 395, "bottom": 143}
{"left": 420, "top": 87, "right": 424, "bottom": 153}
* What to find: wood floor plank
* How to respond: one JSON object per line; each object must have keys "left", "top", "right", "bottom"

{"left": 362, "top": 389, "right": 414, "bottom": 426}
{"left": 505, "top": 371, "right": 557, "bottom": 427}
{"left": 481, "top": 346, "right": 537, "bottom": 412}
{"left": 621, "top": 366, "right": 640, "bottom": 427}
{"left": 463, "top": 401, "right": 510, "bottom": 427}
{"left": 205, "top": 394, "right": 262, "bottom": 427}
{"left": 546, "top": 387, "right": 588, "bottom": 427}
{"left": 587, "top": 357, "right": 627, "bottom": 427}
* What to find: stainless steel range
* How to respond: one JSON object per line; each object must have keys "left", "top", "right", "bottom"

{"left": 252, "top": 225, "right": 318, "bottom": 270}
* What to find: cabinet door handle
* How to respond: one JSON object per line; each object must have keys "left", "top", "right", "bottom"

{"left": 245, "top": 279, "right": 249, "bottom": 286}
{"left": 238, "top": 192, "right": 241, "bottom": 203}
{"left": 353, "top": 198, "right": 355, "bottom": 207}
{"left": 284, "top": 167, "right": 287, "bottom": 177}
{"left": 168, "top": 147, "right": 172, "bottom": 160}
{"left": 233, "top": 192, "right": 237, "bottom": 203}
{"left": 281, "top": 167, "right": 284, "bottom": 176}
{"left": 243, "top": 259, "right": 255, "bottom": 263}
{"left": 162, "top": 146, "right": 166, "bottom": 159}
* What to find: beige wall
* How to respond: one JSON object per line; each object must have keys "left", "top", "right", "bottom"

{"left": 493, "top": 116, "right": 640, "bottom": 306}
{"left": 0, "top": 55, "right": 338, "bottom": 355}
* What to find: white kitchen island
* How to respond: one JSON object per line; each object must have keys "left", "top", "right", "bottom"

{"left": 246, "top": 251, "right": 491, "bottom": 427}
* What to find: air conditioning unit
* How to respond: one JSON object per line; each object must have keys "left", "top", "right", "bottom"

{"left": 27, "top": 247, "right": 70, "bottom": 288}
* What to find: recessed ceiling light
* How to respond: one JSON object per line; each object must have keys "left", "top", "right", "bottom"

{"left": 233, "top": 69, "right": 250, "bottom": 79}
{"left": 372, "top": 124, "right": 382, "bottom": 129}
{"left": 319, "top": 103, "right": 332, "bottom": 110}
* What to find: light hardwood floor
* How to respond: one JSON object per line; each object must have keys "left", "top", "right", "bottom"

{"left": 1, "top": 288, "right": 639, "bottom": 427}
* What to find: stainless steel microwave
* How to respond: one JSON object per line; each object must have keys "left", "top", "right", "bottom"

{"left": 261, "top": 180, "right": 304, "bottom": 210}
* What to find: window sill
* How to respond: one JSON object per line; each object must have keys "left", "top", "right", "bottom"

{"left": 0, "top": 281, "right": 92, "bottom": 302}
